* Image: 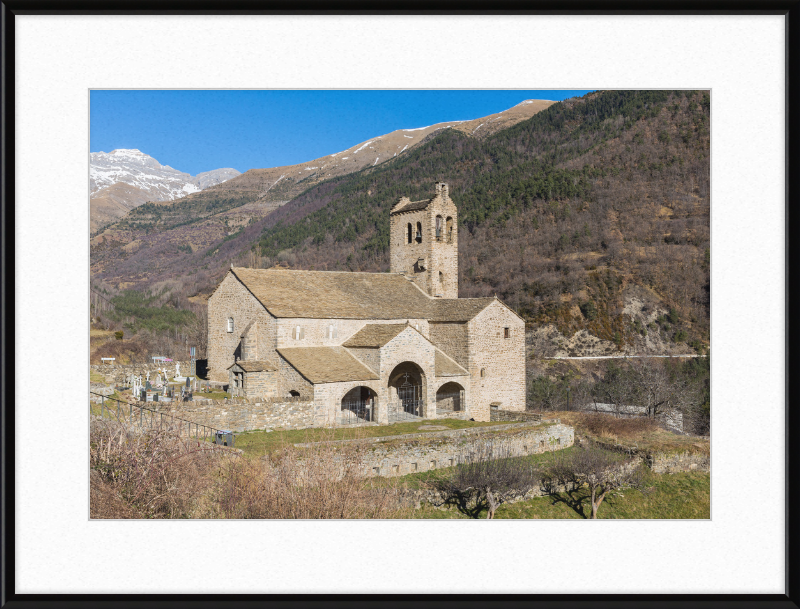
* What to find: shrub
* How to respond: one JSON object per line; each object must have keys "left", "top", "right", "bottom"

{"left": 114, "top": 330, "right": 124, "bottom": 340}
{"left": 580, "top": 301, "right": 598, "bottom": 321}
{"left": 674, "top": 329, "right": 688, "bottom": 343}
{"left": 577, "top": 412, "right": 659, "bottom": 440}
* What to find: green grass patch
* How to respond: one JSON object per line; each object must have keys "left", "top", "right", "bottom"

{"left": 90, "top": 370, "right": 106, "bottom": 383}
{"left": 233, "top": 419, "right": 510, "bottom": 458}
{"left": 415, "top": 470, "right": 710, "bottom": 519}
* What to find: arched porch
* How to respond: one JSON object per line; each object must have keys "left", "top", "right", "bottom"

{"left": 436, "top": 381, "right": 465, "bottom": 415}
{"left": 387, "top": 361, "right": 427, "bottom": 423}
{"left": 339, "top": 386, "right": 378, "bottom": 425}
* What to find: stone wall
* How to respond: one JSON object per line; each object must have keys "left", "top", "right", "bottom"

{"left": 154, "top": 397, "right": 319, "bottom": 432}
{"left": 276, "top": 317, "right": 430, "bottom": 349}
{"left": 207, "top": 272, "right": 277, "bottom": 382}
{"left": 295, "top": 422, "right": 574, "bottom": 478}
{"left": 490, "top": 409, "right": 543, "bottom": 423}
{"left": 346, "top": 347, "right": 380, "bottom": 373}
{"left": 389, "top": 185, "right": 458, "bottom": 298}
{"left": 278, "top": 355, "right": 315, "bottom": 397}
{"left": 429, "top": 321, "right": 468, "bottom": 367}
{"left": 649, "top": 450, "right": 710, "bottom": 474}
{"left": 468, "top": 300, "right": 526, "bottom": 421}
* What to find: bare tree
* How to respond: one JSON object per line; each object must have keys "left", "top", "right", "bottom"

{"left": 545, "top": 445, "right": 647, "bottom": 519}
{"left": 433, "top": 445, "right": 540, "bottom": 519}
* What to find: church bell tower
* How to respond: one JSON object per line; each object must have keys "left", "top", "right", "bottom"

{"left": 389, "top": 181, "right": 458, "bottom": 299}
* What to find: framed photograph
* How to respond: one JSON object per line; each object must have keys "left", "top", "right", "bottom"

{"left": 3, "top": 4, "right": 793, "bottom": 606}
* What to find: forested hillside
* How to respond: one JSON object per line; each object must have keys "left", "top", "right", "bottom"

{"left": 252, "top": 90, "right": 710, "bottom": 349}
{"left": 91, "top": 90, "right": 710, "bottom": 360}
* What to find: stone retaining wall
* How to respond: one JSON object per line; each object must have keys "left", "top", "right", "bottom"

{"left": 149, "top": 398, "right": 319, "bottom": 432}
{"left": 296, "top": 422, "right": 574, "bottom": 478}
{"left": 590, "top": 439, "right": 710, "bottom": 473}
{"left": 490, "top": 409, "right": 543, "bottom": 423}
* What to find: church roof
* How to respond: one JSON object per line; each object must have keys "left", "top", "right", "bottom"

{"left": 427, "top": 298, "right": 496, "bottom": 322}
{"left": 228, "top": 268, "right": 511, "bottom": 323}
{"left": 232, "top": 267, "right": 431, "bottom": 320}
{"left": 391, "top": 198, "right": 431, "bottom": 215}
{"left": 434, "top": 349, "right": 468, "bottom": 377}
{"left": 227, "top": 360, "right": 277, "bottom": 373}
{"left": 277, "top": 347, "right": 379, "bottom": 384}
{"left": 342, "top": 324, "right": 407, "bottom": 347}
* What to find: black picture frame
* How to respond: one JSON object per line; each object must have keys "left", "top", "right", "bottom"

{"left": 1, "top": 2, "right": 794, "bottom": 607}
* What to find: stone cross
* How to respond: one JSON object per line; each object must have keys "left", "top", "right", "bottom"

{"left": 175, "top": 362, "right": 181, "bottom": 378}
{"left": 146, "top": 371, "right": 150, "bottom": 382}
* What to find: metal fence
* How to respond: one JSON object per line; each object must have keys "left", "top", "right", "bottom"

{"left": 90, "top": 392, "right": 235, "bottom": 447}
{"left": 338, "top": 399, "right": 374, "bottom": 425}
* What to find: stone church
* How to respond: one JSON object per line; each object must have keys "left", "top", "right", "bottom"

{"left": 207, "top": 182, "right": 525, "bottom": 425}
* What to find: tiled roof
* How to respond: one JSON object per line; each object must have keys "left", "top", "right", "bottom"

{"left": 232, "top": 268, "right": 431, "bottom": 319}
{"left": 342, "top": 324, "right": 407, "bottom": 347}
{"left": 435, "top": 349, "right": 469, "bottom": 377}
{"left": 230, "top": 269, "right": 513, "bottom": 323}
{"left": 227, "top": 360, "right": 276, "bottom": 372}
{"left": 391, "top": 198, "right": 432, "bottom": 215}
{"left": 278, "top": 347, "right": 379, "bottom": 384}
{"left": 427, "top": 298, "right": 496, "bottom": 322}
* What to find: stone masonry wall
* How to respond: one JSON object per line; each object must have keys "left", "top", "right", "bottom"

{"left": 346, "top": 347, "right": 380, "bottom": 373}
{"left": 389, "top": 185, "right": 458, "bottom": 299}
{"left": 276, "top": 317, "right": 429, "bottom": 349}
{"left": 153, "top": 398, "right": 318, "bottom": 432}
{"left": 296, "top": 422, "right": 574, "bottom": 478}
{"left": 490, "top": 409, "right": 543, "bottom": 423}
{"left": 277, "top": 356, "right": 315, "bottom": 397}
{"left": 468, "top": 300, "right": 526, "bottom": 421}
{"left": 428, "top": 321, "right": 469, "bottom": 367}
{"left": 207, "top": 272, "right": 277, "bottom": 382}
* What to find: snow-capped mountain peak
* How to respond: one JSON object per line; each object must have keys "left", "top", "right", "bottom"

{"left": 90, "top": 149, "right": 240, "bottom": 202}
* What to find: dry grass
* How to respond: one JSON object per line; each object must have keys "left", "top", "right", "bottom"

{"left": 544, "top": 411, "right": 709, "bottom": 456}
{"left": 90, "top": 418, "right": 225, "bottom": 518}
{"left": 90, "top": 418, "right": 409, "bottom": 519}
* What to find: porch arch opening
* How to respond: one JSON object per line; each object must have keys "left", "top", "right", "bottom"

{"left": 339, "top": 386, "right": 377, "bottom": 425}
{"left": 388, "top": 361, "right": 427, "bottom": 422}
{"left": 436, "top": 382, "right": 465, "bottom": 414}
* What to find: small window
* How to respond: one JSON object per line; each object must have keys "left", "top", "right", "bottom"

{"left": 288, "top": 390, "right": 301, "bottom": 397}
{"left": 415, "top": 222, "right": 422, "bottom": 243}
{"left": 227, "top": 317, "right": 234, "bottom": 333}
{"left": 446, "top": 217, "right": 454, "bottom": 243}
{"left": 407, "top": 223, "right": 412, "bottom": 244}
{"left": 294, "top": 325, "right": 304, "bottom": 340}
{"left": 504, "top": 327, "right": 510, "bottom": 339}
{"left": 480, "top": 368, "right": 487, "bottom": 378}
{"left": 435, "top": 215, "right": 443, "bottom": 241}
{"left": 439, "top": 271, "right": 444, "bottom": 284}
{"left": 327, "top": 324, "right": 338, "bottom": 340}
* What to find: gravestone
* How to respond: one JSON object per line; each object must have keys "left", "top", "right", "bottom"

{"left": 146, "top": 381, "right": 151, "bottom": 391}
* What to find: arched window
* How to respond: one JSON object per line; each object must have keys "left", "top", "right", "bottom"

{"left": 446, "top": 217, "right": 454, "bottom": 243}
{"left": 227, "top": 317, "right": 234, "bottom": 333}
{"left": 407, "top": 223, "right": 412, "bottom": 244}
{"left": 439, "top": 271, "right": 444, "bottom": 284}
{"left": 293, "top": 325, "right": 304, "bottom": 340}
{"left": 435, "top": 215, "right": 443, "bottom": 241}
{"left": 416, "top": 222, "right": 422, "bottom": 243}
{"left": 480, "top": 368, "right": 487, "bottom": 378}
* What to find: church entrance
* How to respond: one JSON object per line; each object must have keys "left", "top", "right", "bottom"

{"left": 388, "top": 362, "right": 426, "bottom": 422}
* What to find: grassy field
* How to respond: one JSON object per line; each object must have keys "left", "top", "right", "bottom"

{"left": 233, "top": 419, "right": 511, "bottom": 457}
{"left": 415, "top": 470, "right": 710, "bottom": 519}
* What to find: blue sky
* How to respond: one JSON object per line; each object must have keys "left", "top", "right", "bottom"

{"left": 90, "top": 90, "right": 594, "bottom": 175}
